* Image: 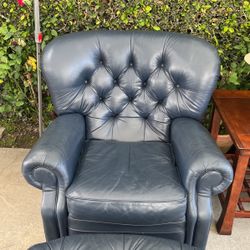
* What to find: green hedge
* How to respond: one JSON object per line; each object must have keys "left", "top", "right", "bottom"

{"left": 0, "top": 0, "right": 249, "bottom": 120}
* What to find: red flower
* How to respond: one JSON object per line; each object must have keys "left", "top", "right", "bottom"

{"left": 17, "top": 0, "right": 25, "bottom": 6}
{"left": 38, "top": 32, "right": 43, "bottom": 43}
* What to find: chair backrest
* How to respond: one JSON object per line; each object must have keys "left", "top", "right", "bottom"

{"left": 42, "top": 30, "right": 220, "bottom": 142}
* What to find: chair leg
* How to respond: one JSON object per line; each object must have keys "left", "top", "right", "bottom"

{"left": 193, "top": 195, "right": 212, "bottom": 250}
{"left": 41, "top": 190, "right": 60, "bottom": 241}
{"left": 56, "top": 190, "right": 68, "bottom": 237}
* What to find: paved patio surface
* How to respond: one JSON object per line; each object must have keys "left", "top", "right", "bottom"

{"left": 0, "top": 148, "right": 249, "bottom": 250}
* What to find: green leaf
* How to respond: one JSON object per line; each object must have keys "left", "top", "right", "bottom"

{"left": 16, "top": 101, "right": 24, "bottom": 107}
{"left": 4, "top": 32, "right": 12, "bottom": 40}
{"left": 213, "top": 35, "right": 219, "bottom": 46}
{"left": 24, "top": 0, "right": 32, "bottom": 6}
{"left": 229, "top": 72, "right": 239, "bottom": 85}
{"left": 0, "top": 56, "right": 8, "bottom": 64}
{"left": 223, "top": 26, "right": 229, "bottom": 32}
{"left": 234, "top": 45, "right": 243, "bottom": 50}
{"left": 121, "top": 13, "right": 126, "bottom": 21}
{"left": 243, "top": 37, "right": 250, "bottom": 42}
{"left": 145, "top": 6, "right": 152, "bottom": 13}
{"left": 153, "top": 26, "right": 161, "bottom": 31}
{"left": 0, "top": 64, "right": 10, "bottom": 70}
{"left": 0, "top": 24, "right": 8, "bottom": 35}
{"left": 139, "top": 20, "right": 145, "bottom": 27}
{"left": 0, "top": 106, "right": 6, "bottom": 113}
{"left": 51, "top": 30, "right": 58, "bottom": 37}
{"left": 231, "top": 62, "right": 237, "bottom": 69}
{"left": 243, "top": 1, "right": 249, "bottom": 7}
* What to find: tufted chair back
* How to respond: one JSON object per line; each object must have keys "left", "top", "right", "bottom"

{"left": 42, "top": 31, "right": 220, "bottom": 141}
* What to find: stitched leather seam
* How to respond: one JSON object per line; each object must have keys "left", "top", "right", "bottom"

{"left": 68, "top": 217, "right": 186, "bottom": 226}
{"left": 29, "top": 166, "right": 58, "bottom": 190}
{"left": 59, "top": 235, "right": 65, "bottom": 250}
{"left": 122, "top": 233, "right": 125, "bottom": 250}
{"left": 68, "top": 228, "right": 185, "bottom": 234}
{"left": 66, "top": 196, "right": 187, "bottom": 203}
{"left": 47, "top": 242, "right": 53, "bottom": 250}
{"left": 196, "top": 169, "right": 231, "bottom": 196}
{"left": 88, "top": 116, "right": 110, "bottom": 134}
{"left": 87, "top": 114, "right": 171, "bottom": 125}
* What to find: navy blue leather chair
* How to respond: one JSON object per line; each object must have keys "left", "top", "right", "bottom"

{"left": 29, "top": 234, "right": 198, "bottom": 250}
{"left": 22, "top": 31, "right": 233, "bottom": 249}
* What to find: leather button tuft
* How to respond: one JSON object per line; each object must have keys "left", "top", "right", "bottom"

{"left": 129, "top": 62, "right": 133, "bottom": 67}
{"left": 99, "top": 96, "right": 103, "bottom": 101}
{"left": 85, "top": 80, "right": 88, "bottom": 84}
{"left": 176, "top": 84, "right": 180, "bottom": 88}
{"left": 142, "top": 82, "right": 147, "bottom": 88}
{"left": 161, "top": 63, "right": 164, "bottom": 68}
{"left": 114, "top": 80, "right": 117, "bottom": 84}
{"left": 99, "top": 60, "right": 103, "bottom": 65}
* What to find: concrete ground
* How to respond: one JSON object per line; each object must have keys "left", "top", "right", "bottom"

{"left": 0, "top": 148, "right": 250, "bottom": 250}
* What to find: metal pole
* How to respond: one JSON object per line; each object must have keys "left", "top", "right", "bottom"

{"left": 34, "top": 0, "right": 43, "bottom": 136}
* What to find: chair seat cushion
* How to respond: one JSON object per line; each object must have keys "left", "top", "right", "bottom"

{"left": 66, "top": 140, "right": 187, "bottom": 238}
{"left": 29, "top": 234, "right": 198, "bottom": 250}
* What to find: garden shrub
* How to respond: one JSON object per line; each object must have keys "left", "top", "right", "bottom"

{"left": 0, "top": 0, "right": 249, "bottom": 121}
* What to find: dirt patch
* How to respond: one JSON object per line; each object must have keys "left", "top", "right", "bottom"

{"left": 0, "top": 117, "right": 39, "bottom": 148}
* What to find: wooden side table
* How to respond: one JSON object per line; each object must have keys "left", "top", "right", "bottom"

{"left": 211, "top": 89, "right": 250, "bottom": 235}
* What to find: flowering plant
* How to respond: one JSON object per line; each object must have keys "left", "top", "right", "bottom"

{"left": 17, "top": 0, "right": 24, "bottom": 6}
{"left": 17, "top": 0, "right": 32, "bottom": 7}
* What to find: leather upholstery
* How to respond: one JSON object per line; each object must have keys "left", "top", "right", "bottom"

{"left": 22, "top": 113, "right": 85, "bottom": 191}
{"left": 66, "top": 140, "right": 186, "bottom": 240}
{"left": 29, "top": 234, "right": 198, "bottom": 250}
{"left": 42, "top": 30, "right": 220, "bottom": 142}
{"left": 171, "top": 118, "right": 233, "bottom": 248}
{"left": 22, "top": 30, "right": 233, "bottom": 250}
{"left": 171, "top": 118, "right": 233, "bottom": 197}
{"left": 22, "top": 113, "right": 85, "bottom": 240}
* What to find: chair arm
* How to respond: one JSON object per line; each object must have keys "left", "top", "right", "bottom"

{"left": 171, "top": 118, "right": 233, "bottom": 196}
{"left": 22, "top": 114, "right": 85, "bottom": 191}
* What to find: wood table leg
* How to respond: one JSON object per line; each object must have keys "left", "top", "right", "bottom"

{"left": 211, "top": 107, "right": 221, "bottom": 141}
{"left": 216, "top": 154, "right": 249, "bottom": 234}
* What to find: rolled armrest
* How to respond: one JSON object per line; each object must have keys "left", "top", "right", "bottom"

{"left": 171, "top": 118, "right": 233, "bottom": 196}
{"left": 22, "top": 114, "right": 85, "bottom": 191}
